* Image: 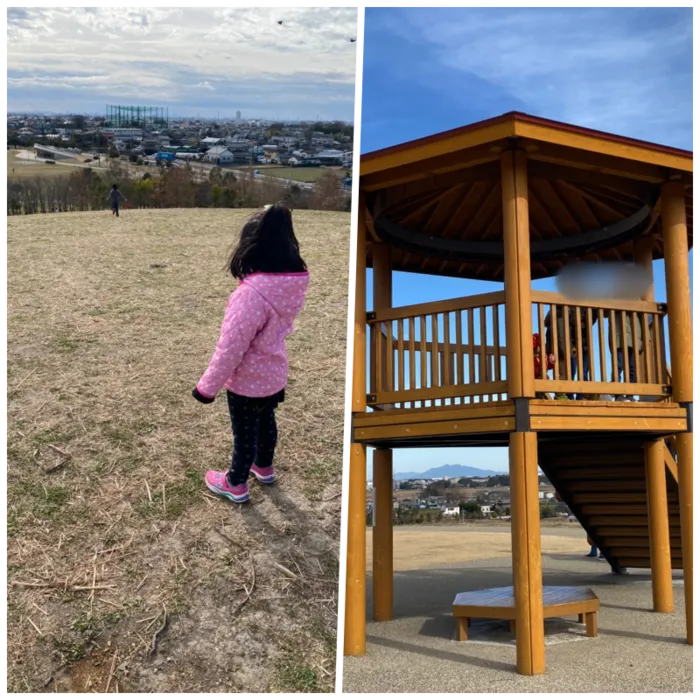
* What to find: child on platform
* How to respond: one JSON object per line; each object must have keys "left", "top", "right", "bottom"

{"left": 192, "top": 205, "right": 309, "bottom": 504}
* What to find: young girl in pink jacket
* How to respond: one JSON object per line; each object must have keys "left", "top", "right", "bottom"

{"left": 192, "top": 205, "right": 309, "bottom": 503}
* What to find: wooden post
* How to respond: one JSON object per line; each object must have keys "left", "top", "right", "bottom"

{"left": 344, "top": 193, "right": 368, "bottom": 656}
{"left": 509, "top": 432, "right": 545, "bottom": 675}
{"left": 661, "top": 180, "right": 693, "bottom": 645}
{"left": 502, "top": 149, "right": 544, "bottom": 675}
{"left": 372, "top": 448, "right": 393, "bottom": 620}
{"left": 644, "top": 440, "right": 674, "bottom": 612}
{"left": 352, "top": 193, "right": 368, "bottom": 414}
{"left": 345, "top": 443, "right": 367, "bottom": 655}
{"left": 502, "top": 149, "right": 534, "bottom": 398}
{"left": 372, "top": 243, "right": 394, "bottom": 621}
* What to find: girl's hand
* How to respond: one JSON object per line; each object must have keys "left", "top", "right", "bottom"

{"left": 192, "top": 387, "right": 215, "bottom": 404}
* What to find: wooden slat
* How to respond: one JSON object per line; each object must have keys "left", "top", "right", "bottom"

{"left": 537, "top": 303, "right": 546, "bottom": 382}
{"left": 610, "top": 310, "right": 619, "bottom": 383}
{"left": 371, "top": 380, "right": 508, "bottom": 405}
{"left": 442, "top": 312, "right": 451, "bottom": 388}
{"left": 631, "top": 312, "right": 640, "bottom": 383}
{"left": 386, "top": 321, "right": 394, "bottom": 393}
{"left": 420, "top": 315, "right": 427, "bottom": 391}
{"left": 597, "top": 308, "right": 607, "bottom": 381}
{"left": 355, "top": 414, "right": 515, "bottom": 441}
{"left": 408, "top": 317, "right": 416, "bottom": 394}
{"left": 551, "top": 304, "right": 559, "bottom": 380}
{"left": 642, "top": 313, "right": 653, "bottom": 384}
{"left": 652, "top": 315, "right": 663, "bottom": 382}
{"left": 468, "top": 308, "right": 476, "bottom": 394}
{"left": 531, "top": 415, "right": 686, "bottom": 432}
{"left": 621, "top": 311, "right": 630, "bottom": 383}
{"left": 370, "top": 290, "right": 506, "bottom": 322}
{"left": 530, "top": 402, "right": 685, "bottom": 417}
{"left": 479, "top": 307, "right": 487, "bottom": 388}
{"left": 586, "top": 307, "right": 595, "bottom": 382}
{"left": 533, "top": 379, "right": 669, "bottom": 397}
{"left": 397, "top": 318, "right": 405, "bottom": 399}
{"left": 493, "top": 305, "right": 502, "bottom": 382}
{"left": 353, "top": 402, "right": 514, "bottom": 427}
{"left": 530, "top": 290, "right": 660, "bottom": 314}
{"left": 562, "top": 306, "right": 572, "bottom": 382}
{"left": 456, "top": 311, "right": 464, "bottom": 392}
{"left": 574, "top": 307, "right": 584, "bottom": 381}
{"left": 431, "top": 314, "right": 439, "bottom": 392}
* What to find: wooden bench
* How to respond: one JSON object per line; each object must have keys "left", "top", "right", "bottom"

{"left": 452, "top": 585, "right": 599, "bottom": 641}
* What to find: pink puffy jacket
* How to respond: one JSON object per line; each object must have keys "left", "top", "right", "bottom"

{"left": 196, "top": 271, "right": 309, "bottom": 399}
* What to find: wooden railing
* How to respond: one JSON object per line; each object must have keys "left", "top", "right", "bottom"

{"left": 366, "top": 290, "right": 671, "bottom": 409}
{"left": 367, "top": 291, "right": 507, "bottom": 409}
{"left": 531, "top": 291, "right": 670, "bottom": 400}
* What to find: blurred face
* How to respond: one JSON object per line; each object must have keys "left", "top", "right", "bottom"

{"left": 556, "top": 261, "right": 651, "bottom": 301}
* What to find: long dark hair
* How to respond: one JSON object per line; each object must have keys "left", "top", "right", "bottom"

{"left": 227, "top": 204, "right": 307, "bottom": 279}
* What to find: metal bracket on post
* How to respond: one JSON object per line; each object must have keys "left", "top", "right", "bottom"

{"left": 514, "top": 398, "right": 531, "bottom": 432}
{"left": 680, "top": 402, "right": 693, "bottom": 433}
{"left": 366, "top": 311, "right": 376, "bottom": 322}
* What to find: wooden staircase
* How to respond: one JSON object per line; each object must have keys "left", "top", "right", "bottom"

{"left": 539, "top": 437, "right": 682, "bottom": 573}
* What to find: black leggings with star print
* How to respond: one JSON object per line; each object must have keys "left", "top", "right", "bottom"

{"left": 226, "top": 390, "right": 284, "bottom": 486}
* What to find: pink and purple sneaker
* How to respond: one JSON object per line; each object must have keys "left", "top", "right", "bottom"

{"left": 250, "top": 464, "right": 276, "bottom": 485}
{"left": 205, "top": 470, "right": 249, "bottom": 503}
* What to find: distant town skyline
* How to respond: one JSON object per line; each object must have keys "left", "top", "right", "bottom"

{"left": 7, "top": 109, "right": 353, "bottom": 125}
{"left": 7, "top": 7, "right": 357, "bottom": 121}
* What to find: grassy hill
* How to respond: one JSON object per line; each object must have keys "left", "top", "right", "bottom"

{"left": 7, "top": 208, "right": 349, "bottom": 692}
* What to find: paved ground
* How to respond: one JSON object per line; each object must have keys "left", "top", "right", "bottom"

{"left": 343, "top": 542, "right": 691, "bottom": 692}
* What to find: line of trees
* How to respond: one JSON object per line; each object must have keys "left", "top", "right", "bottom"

{"left": 7, "top": 161, "right": 350, "bottom": 216}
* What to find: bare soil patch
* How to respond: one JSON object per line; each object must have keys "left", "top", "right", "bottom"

{"left": 7, "top": 208, "right": 349, "bottom": 692}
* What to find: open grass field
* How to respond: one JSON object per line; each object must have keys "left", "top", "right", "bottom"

{"left": 366, "top": 523, "right": 587, "bottom": 571}
{"left": 7, "top": 150, "right": 108, "bottom": 181}
{"left": 7, "top": 208, "right": 349, "bottom": 692}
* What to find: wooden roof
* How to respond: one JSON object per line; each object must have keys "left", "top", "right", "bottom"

{"left": 360, "top": 112, "right": 693, "bottom": 282}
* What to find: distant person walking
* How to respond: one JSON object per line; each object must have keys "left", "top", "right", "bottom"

{"left": 107, "top": 184, "right": 126, "bottom": 216}
{"left": 192, "top": 204, "right": 309, "bottom": 504}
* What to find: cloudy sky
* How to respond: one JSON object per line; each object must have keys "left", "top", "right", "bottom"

{"left": 7, "top": 6, "right": 357, "bottom": 120}
{"left": 362, "top": 7, "right": 692, "bottom": 151}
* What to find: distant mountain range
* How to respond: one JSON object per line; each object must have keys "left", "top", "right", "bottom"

{"left": 393, "top": 464, "right": 505, "bottom": 480}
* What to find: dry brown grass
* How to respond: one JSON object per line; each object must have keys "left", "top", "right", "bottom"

{"left": 7, "top": 208, "right": 349, "bottom": 692}
{"left": 368, "top": 525, "right": 588, "bottom": 572}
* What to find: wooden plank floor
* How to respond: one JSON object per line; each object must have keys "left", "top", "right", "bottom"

{"left": 353, "top": 399, "right": 686, "bottom": 447}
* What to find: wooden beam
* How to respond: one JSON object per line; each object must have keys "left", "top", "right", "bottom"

{"left": 344, "top": 443, "right": 367, "bottom": 655}
{"left": 360, "top": 122, "right": 513, "bottom": 179}
{"left": 661, "top": 179, "right": 693, "bottom": 645}
{"left": 509, "top": 431, "right": 545, "bottom": 675}
{"left": 502, "top": 149, "right": 534, "bottom": 397}
{"left": 644, "top": 440, "right": 674, "bottom": 613}
{"left": 382, "top": 161, "right": 500, "bottom": 208}
{"left": 516, "top": 122, "right": 692, "bottom": 176}
{"left": 527, "top": 159, "right": 655, "bottom": 200}
{"left": 372, "top": 449, "right": 393, "bottom": 621}
{"left": 362, "top": 143, "right": 503, "bottom": 192}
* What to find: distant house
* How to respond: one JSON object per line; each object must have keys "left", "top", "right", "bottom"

{"left": 200, "top": 136, "right": 225, "bottom": 147}
{"left": 316, "top": 149, "right": 344, "bottom": 165}
{"left": 480, "top": 505, "right": 492, "bottom": 514}
{"left": 204, "top": 146, "right": 234, "bottom": 165}
{"left": 443, "top": 506, "right": 460, "bottom": 517}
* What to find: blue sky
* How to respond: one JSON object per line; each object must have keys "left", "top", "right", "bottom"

{"left": 6, "top": 7, "right": 357, "bottom": 121}
{"left": 361, "top": 7, "right": 693, "bottom": 477}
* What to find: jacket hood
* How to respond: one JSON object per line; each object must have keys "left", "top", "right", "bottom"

{"left": 242, "top": 271, "right": 309, "bottom": 320}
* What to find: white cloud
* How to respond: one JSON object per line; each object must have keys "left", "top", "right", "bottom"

{"left": 7, "top": 6, "right": 357, "bottom": 119}
{"left": 380, "top": 8, "right": 691, "bottom": 146}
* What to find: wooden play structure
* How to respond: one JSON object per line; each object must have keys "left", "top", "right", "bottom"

{"left": 345, "top": 113, "right": 692, "bottom": 675}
